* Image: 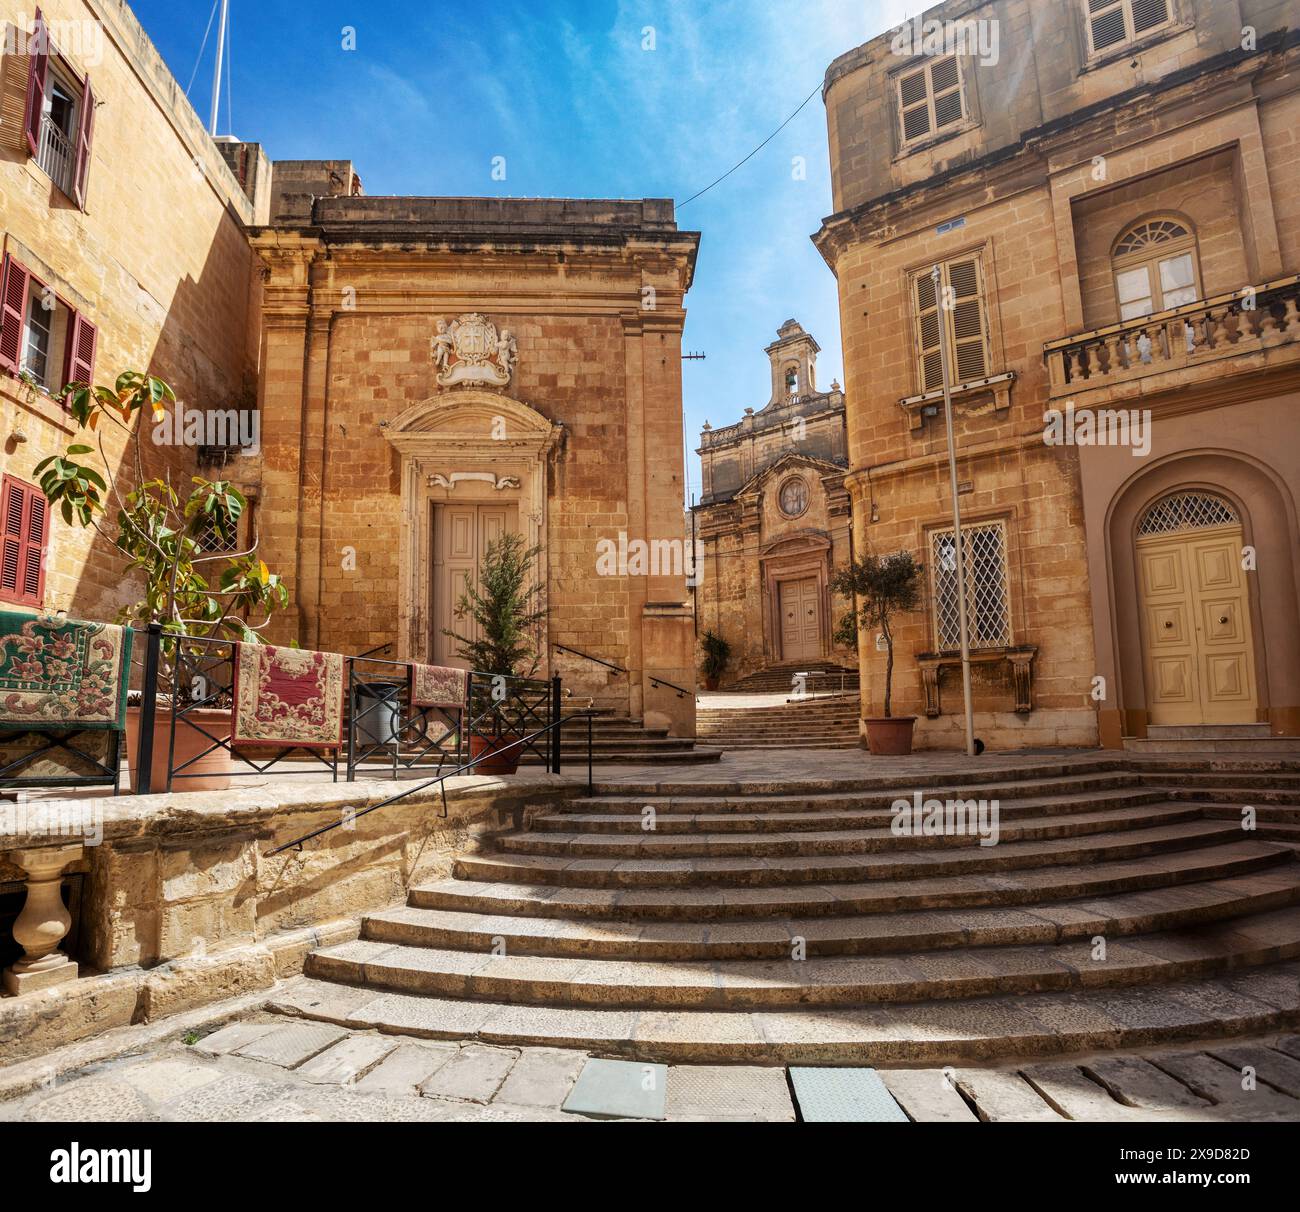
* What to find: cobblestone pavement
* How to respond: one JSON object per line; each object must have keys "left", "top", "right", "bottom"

{"left": 3, "top": 1015, "right": 1298, "bottom": 1122}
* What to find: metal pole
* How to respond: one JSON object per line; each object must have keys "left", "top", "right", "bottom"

{"left": 134, "top": 623, "right": 162, "bottom": 795}
{"left": 550, "top": 676, "right": 562, "bottom": 775}
{"left": 209, "top": 0, "right": 229, "bottom": 136}
{"left": 932, "top": 265, "right": 976, "bottom": 758}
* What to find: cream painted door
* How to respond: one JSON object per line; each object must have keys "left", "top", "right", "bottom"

{"left": 779, "top": 577, "right": 821, "bottom": 663}
{"left": 432, "top": 504, "right": 516, "bottom": 668}
{"left": 1138, "top": 524, "right": 1257, "bottom": 725}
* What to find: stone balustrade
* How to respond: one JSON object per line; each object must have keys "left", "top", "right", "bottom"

{"left": 1045, "top": 275, "right": 1300, "bottom": 398}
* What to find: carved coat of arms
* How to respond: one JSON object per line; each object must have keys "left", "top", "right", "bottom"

{"left": 432, "top": 313, "right": 516, "bottom": 388}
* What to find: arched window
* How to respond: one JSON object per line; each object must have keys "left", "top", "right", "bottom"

{"left": 1138, "top": 492, "right": 1239, "bottom": 538}
{"left": 784, "top": 366, "right": 799, "bottom": 396}
{"left": 1112, "top": 217, "right": 1201, "bottom": 321}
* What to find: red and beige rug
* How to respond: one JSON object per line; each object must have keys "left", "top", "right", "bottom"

{"left": 410, "top": 663, "right": 468, "bottom": 709}
{"left": 232, "top": 643, "right": 345, "bottom": 749}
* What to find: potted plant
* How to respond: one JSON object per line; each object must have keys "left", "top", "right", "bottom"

{"left": 35, "top": 372, "right": 289, "bottom": 790}
{"left": 832, "top": 549, "right": 925, "bottom": 756}
{"left": 444, "top": 532, "right": 544, "bottom": 775}
{"left": 699, "top": 631, "right": 730, "bottom": 691}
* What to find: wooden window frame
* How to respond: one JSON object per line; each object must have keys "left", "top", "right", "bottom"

{"left": 1111, "top": 216, "right": 1202, "bottom": 321}
{"left": 0, "top": 474, "right": 49, "bottom": 609}
{"left": 1083, "top": 0, "right": 1176, "bottom": 60}
{"left": 910, "top": 253, "right": 993, "bottom": 395}
{"left": 895, "top": 54, "right": 968, "bottom": 151}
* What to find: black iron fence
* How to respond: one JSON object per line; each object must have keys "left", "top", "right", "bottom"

{"left": 1, "top": 617, "right": 594, "bottom": 797}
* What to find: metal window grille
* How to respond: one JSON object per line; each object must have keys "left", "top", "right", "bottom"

{"left": 1137, "top": 492, "right": 1238, "bottom": 537}
{"left": 931, "top": 521, "right": 1011, "bottom": 650}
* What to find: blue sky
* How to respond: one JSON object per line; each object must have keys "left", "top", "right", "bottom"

{"left": 130, "top": 0, "right": 919, "bottom": 499}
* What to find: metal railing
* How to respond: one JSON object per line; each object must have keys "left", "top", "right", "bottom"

{"left": 36, "top": 117, "right": 74, "bottom": 195}
{"left": 555, "top": 643, "right": 692, "bottom": 700}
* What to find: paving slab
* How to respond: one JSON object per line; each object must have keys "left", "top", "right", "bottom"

{"left": 879, "top": 1069, "right": 979, "bottom": 1122}
{"left": 666, "top": 1065, "right": 795, "bottom": 1121}
{"left": 1021, "top": 1064, "right": 1140, "bottom": 1121}
{"left": 788, "top": 1067, "right": 908, "bottom": 1122}
{"left": 956, "top": 1070, "right": 1064, "bottom": 1122}
{"left": 563, "top": 1058, "right": 668, "bottom": 1120}
{"left": 234, "top": 1024, "right": 350, "bottom": 1069}
{"left": 420, "top": 1044, "right": 519, "bottom": 1104}
{"left": 119, "top": 1058, "right": 225, "bottom": 1102}
{"left": 1207, "top": 1043, "right": 1300, "bottom": 1099}
{"left": 190, "top": 1021, "right": 279, "bottom": 1057}
{"left": 352, "top": 1043, "right": 459, "bottom": 1097}
{"left": 495, "top": 1048, "right": 587, "bottom": 1109}
{"left": 295, "top": 1035, "right": 398, "bottom": 1086}
{"left": 1082, "top": 1056, "right": 1212, "bottom": 1111}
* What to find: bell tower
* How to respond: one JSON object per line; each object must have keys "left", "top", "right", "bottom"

{"left": 765, "top": 319, "right": 820, "bottom": 406}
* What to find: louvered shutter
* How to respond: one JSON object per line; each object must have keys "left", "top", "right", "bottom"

{"left": 72, "top": 76, "right": 95, "bottom": 210}
{"left": 23, "top": 9, "right": 49, "bottom": 157}
{"left": 64, "top": 312, "right": 97, "bottom": 392}
{"left": 1131, "top": 0, "right": 1170, "bottom": 35}
{"left": 947, "top": 258, "right": 988, "bottom": 384}
{"left": 0, "top": 255, "right": 31, "bottom": 375}
{"left": 930, "top": 58, "right": 964, "bottom": 130}
{"left": 1088, "top": 0, "right": 1128, "bottom": 52}
{"left": 1, "top": 477, "right": 47, "bottom": 607}
{"left": 915, "top": 271, "right": 945, "bottom": 393}
{"left": 899, "top": 68, "right": 931, "bottom": 142}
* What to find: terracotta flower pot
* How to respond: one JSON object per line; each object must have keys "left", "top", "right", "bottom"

{"left": 863, "top": 716, "right": 917, "bottom": 756}
{"left": 469, "top": 731, "right": 522, "bottom": 776}
{"left": 125, "top": 705, "right": 235, "bottom": 792}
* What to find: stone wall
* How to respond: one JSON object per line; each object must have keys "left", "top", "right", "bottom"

{"left": 0, "top": 773, "right": 573, "bottom": 1064}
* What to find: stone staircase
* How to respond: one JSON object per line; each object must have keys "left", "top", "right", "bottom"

{"left": 697, "top": 696, "right": 860, "bottom": 750}
{"left": 518, "top": 711, "right": 721, "bottom": 765}
{"left": 1125, "top": 724, "right": 1300, "bottom": 756}
{"left": 725, "top": 662, "right": 859, "bottom": 695}
{"left": 275, "top": 756, "right": 1300, "bottom": 1064}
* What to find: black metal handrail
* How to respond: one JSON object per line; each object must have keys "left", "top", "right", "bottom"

{"left": 265, "top": 709, "right": 598, "bottom": 857}
{"left": 554, "top": 644, "right": 692, "bottom": 700}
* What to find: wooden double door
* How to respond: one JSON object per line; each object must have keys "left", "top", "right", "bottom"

{"left": 778, "top": 576, "right": 822, "bottom": 663}
{"left": 431, "top": 503, "right": 517, "bottom": 668}
{"left": 1138, "top": 523, "right": 1258, "bottom": 725}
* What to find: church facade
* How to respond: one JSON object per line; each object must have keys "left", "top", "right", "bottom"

{"left": 692, "top": 321, "right": 856, "bottom": 685}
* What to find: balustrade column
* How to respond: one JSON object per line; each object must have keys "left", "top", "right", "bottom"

{"left": 2, "top": 845, "right": 83, "bottom": 996}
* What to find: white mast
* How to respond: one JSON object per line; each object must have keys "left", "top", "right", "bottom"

{"left": 208, "top": 0, "right": 229, "bottom": 135}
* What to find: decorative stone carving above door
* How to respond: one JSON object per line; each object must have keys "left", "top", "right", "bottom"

{"left": 432, "top": 313, "right": 517, "bottom": 389}
{"left": 428, "top": 472, "right": 522, "bottom": 491}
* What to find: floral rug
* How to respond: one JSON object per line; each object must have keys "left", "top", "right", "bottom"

{"left": 0, "top": 612, "right": 133, "bottom": 732}
{"left": 410, "top": 663, "right": 468, "bottom": 708}
{"left": 231, "top": 643, "right": 345, "bottom": 749}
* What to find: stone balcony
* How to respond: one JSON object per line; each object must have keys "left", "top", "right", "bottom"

{"left": 1044, "top": 275, "right": 1300, "bottom": 402}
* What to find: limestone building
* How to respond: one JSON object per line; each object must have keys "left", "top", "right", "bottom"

{"left": 0, "top": 1, "right": 702, "bottom": 738}
{"left": 816, "top": 0, "right": 1300, "bottom": 749}
{"left": 693, "top": 321, "right": 856, "bottom": 684}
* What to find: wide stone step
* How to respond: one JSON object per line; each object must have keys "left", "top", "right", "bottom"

{"left": 455, "top": 821, "right": 1250, "bottom": 888}
{"left": 416, "top": 840, "right": 1290, "bottom": 919}
{"left": 577, "top": 770, "right": 1150, "bottom": 812}
{"left": 268, "top": 962, "right": 1300, "bottom": 1064}
{"left": 543, "top": 787, "right": 1172, "bottom": 833}
{"left": 363, "top": 866, "right": 1300, "bottom": 961}
{"left": 307, "top": 906, "right": 1300, "bottom": 1009}
{"left": 498, "top": 803, "right": 1205, "bottom": 859}
{"left": 1171, "top": 785, "right": 1300, "bottom": 807}
{"left": 587, "top": 762, "right": 1141, "bottom": 799}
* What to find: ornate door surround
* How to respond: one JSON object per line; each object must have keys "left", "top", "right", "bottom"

{"left": 381, "top": 389, "right": 563, "bottom": 662}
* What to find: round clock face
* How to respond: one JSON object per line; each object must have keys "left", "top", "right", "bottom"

{"left": 779, "top": 477, "right": 809, "bottom": 519}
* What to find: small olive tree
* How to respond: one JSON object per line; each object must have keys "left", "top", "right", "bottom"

{"left": 832, "top": 550, "right": 925, "bottom": 718}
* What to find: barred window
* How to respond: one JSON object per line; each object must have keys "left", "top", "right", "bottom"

{"left": 192, "top": 508, "right": 241, "bottom": 555}
{"left": 930, "top": 521, "right": 1011, "bottom": 651}
{"left": 1085, "top": 0, "right": 1172, "bottom": 56}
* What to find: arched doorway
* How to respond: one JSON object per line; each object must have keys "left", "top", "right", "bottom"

{"left": 1136, "top": 491, "right": 1258, "bottom": 725}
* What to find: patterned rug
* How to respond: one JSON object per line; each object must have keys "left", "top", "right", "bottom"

{"left": 231, "top": 643, "right": 345, "bottom": 749}
{"left": 410, "top": 663, "right": 468, "bottom": 708}
{"left": 0, "top": 612, "right": 133, "bottom": 732}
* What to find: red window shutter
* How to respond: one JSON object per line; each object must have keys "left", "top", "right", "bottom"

{"left": 23, "top": 8, "right": 49, "bottom": 158}
{"left": 0, "top": 477, "right": 48, "bottom": 608}
{"left": 64, "top": 312, "right": 98, "bottom": 392}
{"left": 72, "top": 75, "right": 95, "bottom": 210}
{"left": 0, "top": 255, "right": 31, "bottom": 375}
